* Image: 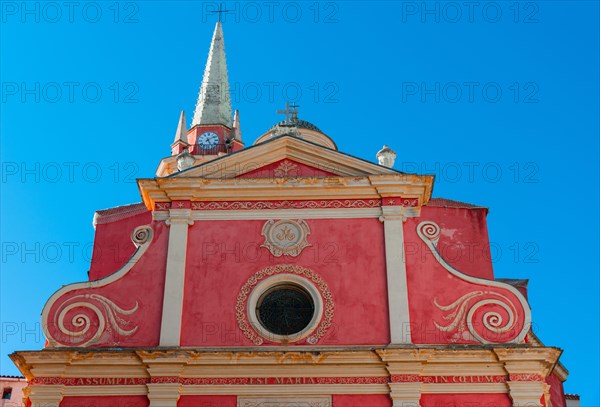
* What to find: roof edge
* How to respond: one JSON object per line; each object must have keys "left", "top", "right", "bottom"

{"left": 93, "top": 202, "right": 148, "bottom": 227}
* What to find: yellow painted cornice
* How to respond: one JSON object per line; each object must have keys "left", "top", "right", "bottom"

{"left": 137, "top": 173, "right": 433, "bottom": 211}
{"left": 12, "top": 345, "right": 565, "bottom": 379}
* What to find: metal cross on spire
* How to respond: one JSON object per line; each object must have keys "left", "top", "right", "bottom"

{"left": 210, "top": 3, "right": 229, "bottom": 22}
{"left": 276, "top": 102, "right": 299, "bottom": 123}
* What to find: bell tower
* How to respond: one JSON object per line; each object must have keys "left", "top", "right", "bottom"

{"left": 158, "top": 21, "right": 243, "bottom": 176}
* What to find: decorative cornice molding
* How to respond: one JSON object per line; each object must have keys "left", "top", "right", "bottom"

{"left": 188, "top": 198, "right": 382, "bottom": 211}
{"left": 152, "top": 197, "right": 425, "bottom": 212}
{"left": 29, "top": 374, "right": 518, "bottom": 387}
{"left": 32, "top": 377, "right": 149, "bottom": 386}
{"left": 164, "top": 208, "right": 194, "bottom": 226}
{"left": 154, "top": 207, "right": 384, "bottom": 221}
{"left": 379, "top": 205, "right": 410, "bottom": 222}
{"left": 390, "top": 374, "right": 421, "bottom": 383}
{"left": 552, "top": 361, "right": 569, "bottom": 381}
{"left": 509, "top": 373, "right": 544, "bottom": 382}
{"left": 150, "top": 199, "right": 424, "bottom": 222}
{"left": 138, "top": 171, "right": 433, "bottom": 212}
{"left": 381, "top": 197, "right": 419, "bottom": 207}
{"left": 493, "top": 347, "right": 562, "bottom": 376}
{"left": 13, "top": 346, "right": 566, "bottom": 402}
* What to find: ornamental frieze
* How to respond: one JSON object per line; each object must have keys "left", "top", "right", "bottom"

{"left": 152, "top": 197, "right": 422, "bottom": 211}
{"left": 509, "top": 373, "right": 545, "bottom": 382}
{"left": 29, "top": 375, "right": 518, "bottom": 386}
{"left": 420, "top": 375, "right": 508, "bottom": 384}
{"left": 190, "top": 198, "right": 381, "bottom": 211}
{"left": 31, "top": 377, "right": 149, "bottom": 386}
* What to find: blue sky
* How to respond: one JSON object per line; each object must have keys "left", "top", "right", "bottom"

{"left": 1, "top": 0, "right": 598, "bottom": 403}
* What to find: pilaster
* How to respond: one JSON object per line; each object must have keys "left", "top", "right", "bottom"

{"left": 377, "top": 349, "right": 423, "bottom": 407}
{"left": 140, "top": 352, "right": 186, "bottom": 407}
{"left": 147, "top": 383, "right": 181, "bottom": 407}
{"left": 28, "top": 385, "right": 64, "bottom": 407}
{"left": 379, "top": 205, "right": 411, "bottom": 343}
{"left": 494, "top": 347, "right": 562, "bottom": 407}
{"left": 159, "top": 208, "right": 194, "bottom": 346}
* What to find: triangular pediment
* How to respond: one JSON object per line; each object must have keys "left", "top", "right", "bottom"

{"left": 236, "top": 158, "right": 339, "bottom": 178}
{"left": 171, "top": 135, "right": 399, "bottom": 179}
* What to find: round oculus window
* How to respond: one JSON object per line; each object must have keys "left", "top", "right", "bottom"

{"left": 256, "top": 283, "right": 315, "bottom": 336}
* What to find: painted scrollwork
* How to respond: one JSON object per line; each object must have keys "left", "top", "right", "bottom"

{"left": 417, "top": 221, "right": 531, "bottom": 344}
{"left": 433, "top": 291, "right": 517, "bottom": 343}
{"left": 53, "top": 294, "right": 139, "bottom": 346}
{"left": 190, "top": 199, "right": 381, "bottom": 211}
{"left": 42, "top": 225, "right": 154, "bottom": 347}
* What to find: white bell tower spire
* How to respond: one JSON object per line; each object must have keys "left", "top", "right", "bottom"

{"left": 157, "top": 21, "right": 243, "bottom": 177}
{"left": 191, "top": 22, "right": 232, "bottom": 128}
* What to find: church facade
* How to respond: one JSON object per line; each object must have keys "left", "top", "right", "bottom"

{"left": 11, "top": 22, "right": 572, "bottom": 407}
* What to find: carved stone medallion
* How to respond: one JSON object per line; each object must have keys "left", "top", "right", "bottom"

{"left": 261, "top": 219, "right": 311, "bottom": 257}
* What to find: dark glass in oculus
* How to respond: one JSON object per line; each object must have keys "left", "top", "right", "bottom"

{"left": 256, "top": 284, "right": 314, "bottom": 336}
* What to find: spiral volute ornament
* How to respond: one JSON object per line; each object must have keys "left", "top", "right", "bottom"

{"left": 417, "top": 221, "right": 441, "bottom": 245}
{"left": 132, "top": 225, "right": 153, "bottom": 247}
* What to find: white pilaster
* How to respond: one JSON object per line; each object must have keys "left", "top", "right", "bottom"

{"left": 494, "top": 347, "right": 560, "bottom": 407}
{"left": 159, "top": 209, "right": 194, "bottom": 346}
{"left": 506, "top": 381, "right": 546, "bottom": 407}
{"left": 377, "top": 349, "right": 423, "bottom": 407}
{"left": 389, "top": 382, "right": 421, "bottom": 407}
{"left": 142, "top": 355, "right": 185, "bottom": 406}
{"left": 28, "top": 385, "right": 63, "bottom": 407}
{"left": 380, "top": 205, "right": 411, "bottom": 344}
{"left": 147, "top": 383, "right": 181, "bottom": 407}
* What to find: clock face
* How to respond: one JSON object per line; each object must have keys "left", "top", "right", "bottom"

{"left": 197, "top": 132, "right": 219, "bottom": 149}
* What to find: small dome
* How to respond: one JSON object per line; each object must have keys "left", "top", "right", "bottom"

{"left": 254, "top": 115, "right": 337, "bottom": 150}
{"left": 269, "top": 117, "right": 323, "bottom": 133}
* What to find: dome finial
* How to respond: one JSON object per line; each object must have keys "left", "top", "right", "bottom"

{"left": 376, "top": 145, "right": 397, "bottom": 168}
